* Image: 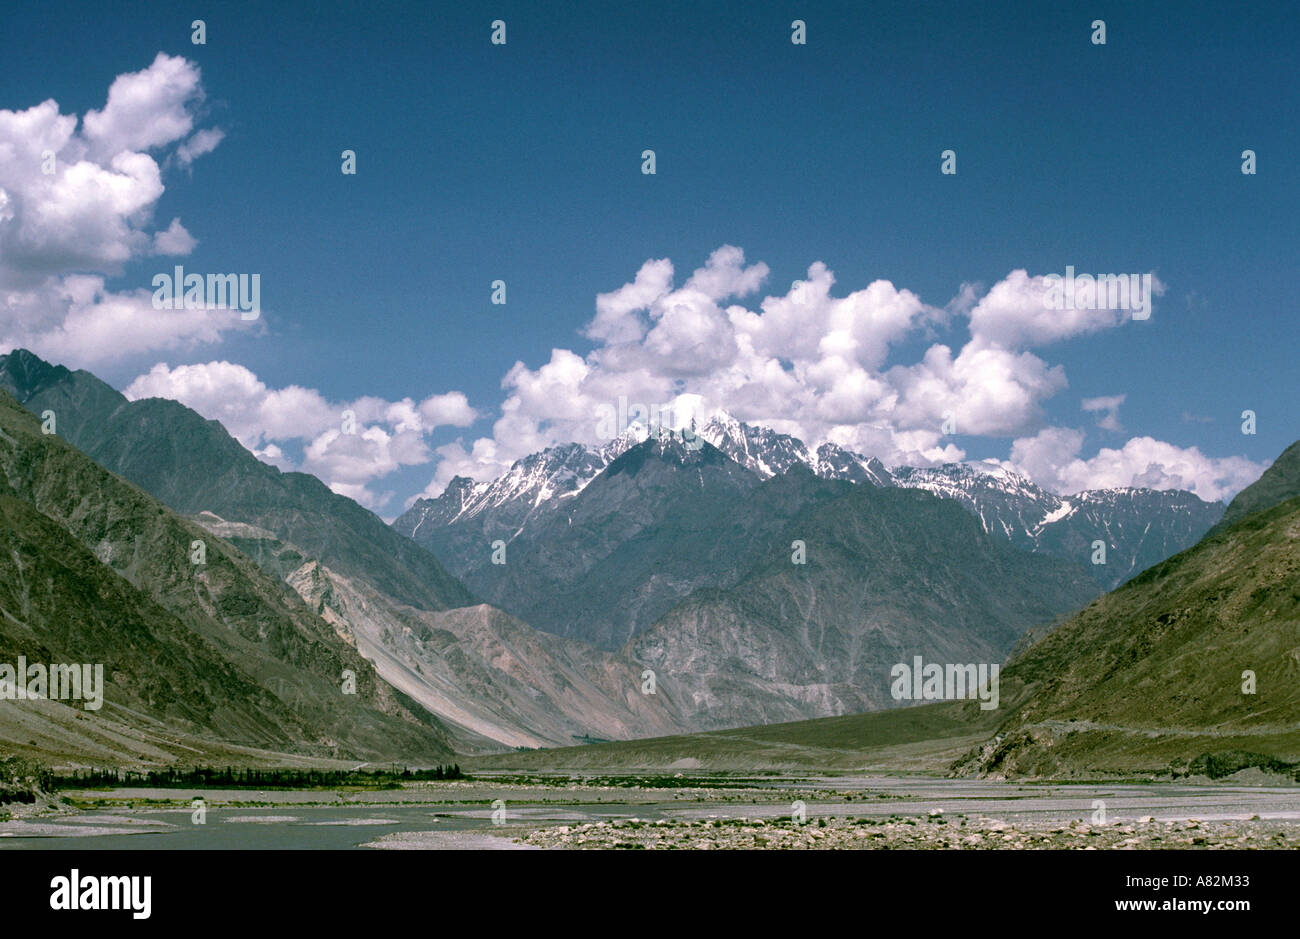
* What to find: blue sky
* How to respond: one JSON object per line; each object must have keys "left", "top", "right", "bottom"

{"left": 0, "top": 0, "right": 1294, "bottom": 513}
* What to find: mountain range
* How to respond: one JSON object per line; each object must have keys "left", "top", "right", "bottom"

{"left": 629, "top": 469, "right": 1101, "bottom": 728}
{"left": 0, "top": 386, "right": 454, "bottom": 766}
{"left": 0, "top": 349, "right": 474, "bottom": 615}
{"left": 0, "top": 348, "right": 1247, "bottom": 761}
{"left": 471, "top": 438, "right": 1300, "bottom": 779}
{"left": 951, "top": 437, "right": 1300, "bottom": 778}
{"left": 395, "top": 410, "right": 1225, "bottom": 644}
{"left": 0, "top": 349, "right": 690, "bottom": 752}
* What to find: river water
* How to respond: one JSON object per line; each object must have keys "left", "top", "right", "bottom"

{"left": 4, "top": 777, "right": 1299, "bottom": 849}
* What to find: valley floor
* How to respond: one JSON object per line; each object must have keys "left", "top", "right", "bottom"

{"left": 3, "top": 773, "right": 1299, "bottom": 850}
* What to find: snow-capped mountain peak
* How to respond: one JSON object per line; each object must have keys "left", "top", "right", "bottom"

{"left": 598, "top": 420, "right": 655, "bottom": 462}
{"left": 394, "top": 412, "right": 1225, "bottom": 594}
{"left": 697, "top": 413, "right": 814, "bottom": 477}
{"left": 695, "top": 411, "right": 898, "bottom": 486}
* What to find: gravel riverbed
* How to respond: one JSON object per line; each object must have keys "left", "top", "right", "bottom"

{"left": 516, "top": 813, "right": 1300, "bottom": 850}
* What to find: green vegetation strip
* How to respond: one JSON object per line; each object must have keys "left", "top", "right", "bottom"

{"left": 48, "top": 764, "right": 465, "bottom": 791}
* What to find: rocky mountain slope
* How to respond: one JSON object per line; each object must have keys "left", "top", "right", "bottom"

{"left": 0, "top": 388, "right": 454, "bottom": 766}
{"left": 631, "top": 473, "right": 1101, "bottom": 729}
{"left": 409, "top": 433, "right": 767, "bottom": 649}
{"left": 472, "top": 441, "right": 1300, "bottom": 779}
{"left": 399, "top": 414, "right": 1223, "bottom": 623}
{"left": 0, "top": 348, "right": 1239, "bottom": 756}
{"left": 196, "top": 512, "right": 692, "bottom": 750}
{"left": 892, "top": 463, "right": 1224, "bottom": 588}
{"left": 907, "top": 438, "right": 1300, "bottom": 778}
{"left": 951, "top": 487, "right": 1300, "bottom": 779}
{"left": 1209, "top": 440, "right": 1300, "bottom": 535}
{"left": 1, "top": 350, "right": 696, "bottom": 751}
{"left": 0, "top": 349, "right": 474, "bottom": 614}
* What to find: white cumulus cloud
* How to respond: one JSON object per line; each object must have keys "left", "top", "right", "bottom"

{"left": 418, "top": 248, "right": 1254, "bottom": 504}
{"left": 1005, "top": 428, "right": 1262, "bottom": 502}
{"left": 0, "top": 54, "right": 235, "bottom": 366}
{"left": 125, "top": 360, "right": 477, "bottom": 510}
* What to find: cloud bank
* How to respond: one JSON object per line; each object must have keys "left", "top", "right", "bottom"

{"left": 421, "top": 246, "right": 1258, "bottom": 503}
{"left": 125, "top": 360, "right": 477, "bottom": 509}
{"left": 0, "top": 53, "right": 245, "bottom": 365}
{"left": 113, "top": 245, "right": 1259, "bottom": 508}
{"left": 5, "top": 58, "right": 1257, "bottom": 508}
